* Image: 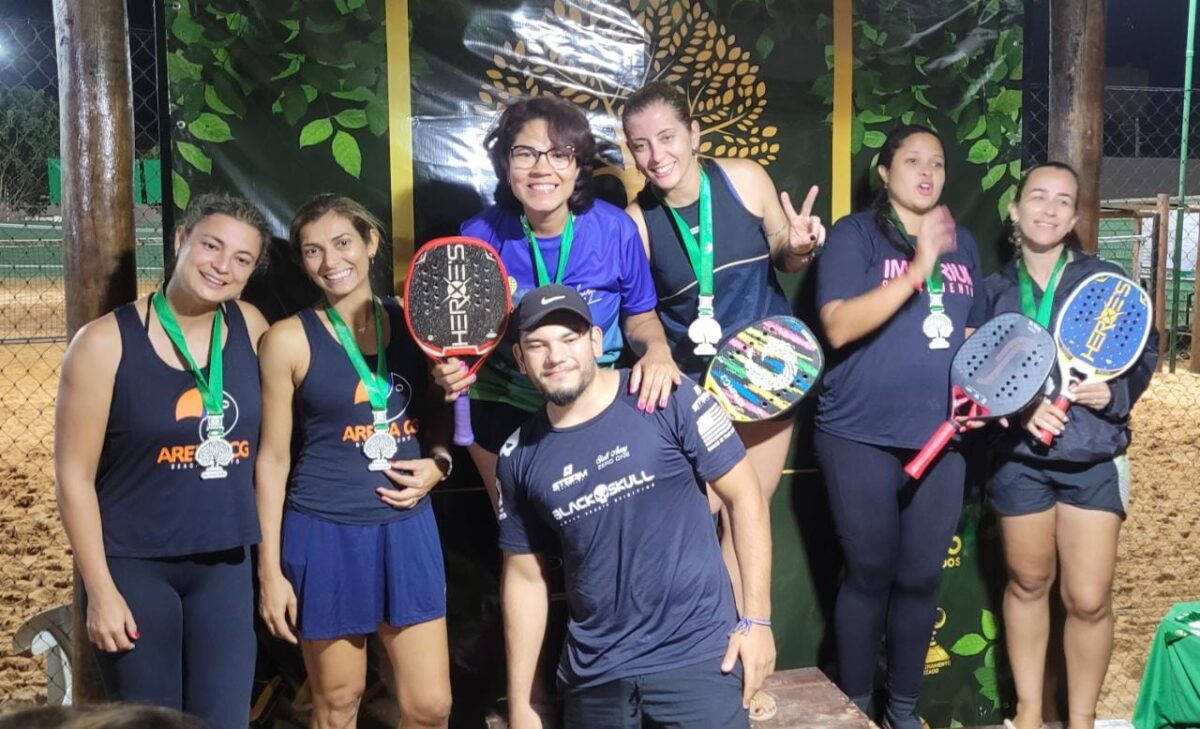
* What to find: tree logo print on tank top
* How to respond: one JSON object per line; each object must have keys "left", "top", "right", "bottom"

{"left": 343, "top": 372, "right": 420, "bottom": 449}
{"left": 156, "top": 388, "right": 250, "bottom": 474}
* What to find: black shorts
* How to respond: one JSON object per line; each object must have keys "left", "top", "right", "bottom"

{"left": 990, "top": 455, "right": 1130, "bottom": 519}
{"left": 561, "top": 656, "right": 748, "bottom": 729}
{"left": 469, "top": 397, "right": 537, "bottom": 454}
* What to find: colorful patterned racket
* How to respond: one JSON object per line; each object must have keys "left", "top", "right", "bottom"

{"left": 702, "top": 315, "right": 824, "bottom": 422}
{"left": 905, "top": 313, "right": 1056, "bottom": 479}
{"left": 404, "top": 237, "right": 511, "bottom": 446}
{"left": 1039, "top": 272, "right": 1152, "bottom": 445}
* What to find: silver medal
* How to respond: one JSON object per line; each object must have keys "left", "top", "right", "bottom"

{"left": 923, "top": 311, "right": 954, "bottom": 350}
{"left": 688, "top": 295, "right": 723, "bottom": 356}
{"left": 363, "top": 409, "right": 397, "bottom": 471}
{"left": 196, "top": 414, "right": 234, "bottom": 480}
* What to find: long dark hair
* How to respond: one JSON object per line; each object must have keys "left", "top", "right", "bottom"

{"left": 1011, "top": 161, "right": 1084, "bottom": 251}
{"left": 871, "top": 124, "right": 944, "bottom": 256}
{"left": 484, "top": 96, "right": 597, "bottom": 215}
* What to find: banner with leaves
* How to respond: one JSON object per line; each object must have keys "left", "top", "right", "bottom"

{"left": 164, "top": 0, "right": 1022, "bottom": 724}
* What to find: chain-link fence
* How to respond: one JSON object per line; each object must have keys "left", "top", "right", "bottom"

{"left": 1026, "top": 81, "right": 1200, "bottom": 722}
{"left": 0, "top": 16, "right": 163, "bottom": 708}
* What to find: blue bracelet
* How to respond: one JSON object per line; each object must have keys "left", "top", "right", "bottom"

{"left": 730, "top": 617, "right": 773, "bottom": 636}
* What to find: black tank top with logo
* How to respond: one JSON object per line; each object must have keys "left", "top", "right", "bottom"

{"left": 638, "top": 159, "right": 791, "bottom": 379}
{"left": 288, "top": 298, "right": 432, "bottom": 525}
{"left": 96, "top": 301, "right": 261, "bottom": 558}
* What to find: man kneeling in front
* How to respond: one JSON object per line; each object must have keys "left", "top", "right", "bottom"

{"left": 497, "top": 284, "right": 775, "bottom": 728}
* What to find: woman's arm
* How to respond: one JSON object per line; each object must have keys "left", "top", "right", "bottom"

{"left": 820, "top": 207, "right": 956, "bottom": 349}
{"left": 54, "top": 315, "right": 138, "bottom": 652}
{"left": 254, "top": 318, "right": 307, "bottom": 644}
{"left": 719, "top": 158, "right": 825, "bottom": 274}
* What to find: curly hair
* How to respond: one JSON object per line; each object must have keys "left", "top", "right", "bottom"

{"left": 484, "top": 96, "right": 597, "bottom": 215}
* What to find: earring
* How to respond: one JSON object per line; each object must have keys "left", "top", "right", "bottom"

{"left": 1010, "top": 222, "right": 1022, "bottom": 249}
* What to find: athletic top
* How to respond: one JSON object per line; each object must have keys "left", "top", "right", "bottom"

{"left": 497, "top": 371, "right": 744, "bottom": 688}
{"left": 814, "top": 210, "right": 987, "bottom": 449}
{"left": 96, "top": 301, "right": 261, "bottom": 558}
{"left": 288, "top": 297, "right": 433, "bottom": 525}
{"left": 637, "top": 159, "right": 791, "bottom": 379}
{"left": 461, "top": 200, "right": 658, "bottom": 413}
{"left": 978, "top": 252, "right": 1159, "bottom": 464}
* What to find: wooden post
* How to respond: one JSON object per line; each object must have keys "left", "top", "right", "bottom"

{"left": 1156, "top": 194, "right": 1170, "bottom": 367}
{"left": 52, "top": 0, "right": 138, "bottom": 703}
{"left": 1047, "top": 0, "right": 1105, "bottom": 252}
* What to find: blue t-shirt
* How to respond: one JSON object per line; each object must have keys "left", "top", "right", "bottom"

{"left": 461, "top": 200, "right": 658, "bottom": 411}
{"left": 496, "top": 372, "right": 745, "bottom": 688}
{"left": 814, "top": 211, "right": 987, "bottom": 449}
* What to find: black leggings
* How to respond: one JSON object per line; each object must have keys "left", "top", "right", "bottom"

{"left": 814, "top": 430, "right": 964, "bottom": 704}
{"left": 84, "top": 547, "right": 255, "bottom": 729}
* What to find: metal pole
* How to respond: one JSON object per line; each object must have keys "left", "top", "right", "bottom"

{"left": 1170, "top": 0, "right": 1197, "bottom": 372}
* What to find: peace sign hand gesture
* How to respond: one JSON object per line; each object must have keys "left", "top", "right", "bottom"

{"left": 779, "top": 185, "right": 826, "bottom": 256}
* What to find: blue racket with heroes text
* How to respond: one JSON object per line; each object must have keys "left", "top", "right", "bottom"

{"left": 1039, "top": 272, "right": 1152, "bottom": 445}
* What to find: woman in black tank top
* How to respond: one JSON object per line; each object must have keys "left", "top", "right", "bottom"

{"left": 620, "top": 85, "right": 824, "bottom": 708}
{"left": 256, "top": 194, "right": 453, "bottom": 729}
{"left": 55, "top": 194, "right": 272, "bottom": 726}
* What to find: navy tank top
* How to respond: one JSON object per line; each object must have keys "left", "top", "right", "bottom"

{"left": 96, "top": 301, "right": 261, "bottom": 558}
{"left": 638, "top": 159, "right": 791, "bottom": 379}
{"left": 288, "top": 297, "right": 432, "bottom": 525}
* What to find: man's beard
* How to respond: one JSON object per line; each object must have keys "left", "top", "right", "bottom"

{"left": 540, "top": 362, "right": 596, "bottom": 407}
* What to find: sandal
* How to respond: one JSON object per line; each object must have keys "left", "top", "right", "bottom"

{"left": 748, "top": 690, "right": 778, "bottom": 722}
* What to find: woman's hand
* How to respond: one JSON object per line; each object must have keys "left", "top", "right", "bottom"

{"left": 779, "top": 186, "right": 826, "bottom": 256}
{"left": 1069, "top": 382, "right": 1112, "bottom": 411}
{"left": 379, "top": 458, "right": 444, "bottom": 509}
{"left": 258, "top": 571, "right": 299, "bottom": 644}
{"left": 86, "top": 585, "right": 138, "bottom": 652}
{"left": 1022, "top": 398, "right": 1069, "bottom": 440}
{"left": 910, "top": 205, "right": 957, "bottom": 282}
{"left": 431, "top": 358, "right": 474, "bottom": 402}
{"left": 629, "top": 344, "right": 682, "bottom": 413}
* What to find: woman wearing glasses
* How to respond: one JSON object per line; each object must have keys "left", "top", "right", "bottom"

{"left": 432, "top": 96, "right": 678, "bottom": 512}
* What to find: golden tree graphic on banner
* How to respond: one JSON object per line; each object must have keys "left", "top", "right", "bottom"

{"left": 474, "top": 0, "right": 780, "bottom": 199}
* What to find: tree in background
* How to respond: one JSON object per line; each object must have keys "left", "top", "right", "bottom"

{"left": 0, "top": 86, "right": 58, "bottom": 219}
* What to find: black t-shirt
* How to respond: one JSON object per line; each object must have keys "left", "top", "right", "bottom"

{"left": 497, "top": 372, "right": 746, "bottom": 688}
{"left": 814, "top": 211, "right": 987, "bottom": 449}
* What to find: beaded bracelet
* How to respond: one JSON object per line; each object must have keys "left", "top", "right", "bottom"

{"left": 730, "top": 617, "right": 773, "bottom": 636}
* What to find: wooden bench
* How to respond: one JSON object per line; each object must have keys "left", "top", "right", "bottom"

{"left": 755, "top": 667, "right": 876, "bottom": 728}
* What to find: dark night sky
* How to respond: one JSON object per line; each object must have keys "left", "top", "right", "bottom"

{"left": 5, "top": 0, "right": 1199, "bottom": 88}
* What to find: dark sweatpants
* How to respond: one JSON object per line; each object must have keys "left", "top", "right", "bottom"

{"left": 814, "top": 429, "right": 964, "bottom": 707}
{"left": 84, "top": 547, "right": 255, "bottom": 729}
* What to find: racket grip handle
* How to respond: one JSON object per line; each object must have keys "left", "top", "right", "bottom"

{"left": 905, "top": 421, "right": 958, "bottom": 480}
{"left": 452, "top": 393, "right": 474, "bottom": 446}
{"left": 1037, "top": 395, "right": 1072, "bottom": 445}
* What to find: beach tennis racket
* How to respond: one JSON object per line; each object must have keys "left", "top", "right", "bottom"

{"left": 703, "top": 316, "right": 824, "bottom": 422}
{"left": 404, "top": 237, "right": 511, "bottom": 446}
{"left": 1039, "top": 272, "right": 1152, "bottom": 445}
{"left": 905, "top": 313, "right": 1056, "bottom": 479}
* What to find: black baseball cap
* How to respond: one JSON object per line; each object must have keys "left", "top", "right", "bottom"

{"left": 515, "top": 284, "right": 593, "bottom": 333}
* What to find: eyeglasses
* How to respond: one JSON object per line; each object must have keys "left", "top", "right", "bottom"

{"left": 509, "top": 145, "right": 576, "bottom": 171}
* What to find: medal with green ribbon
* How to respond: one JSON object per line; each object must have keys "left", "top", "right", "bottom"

{"left": 664, "top": 169, "right": 721, "bottom": 356}
{"left": 888, "top": 208, "right": 952, "bottom": 350}
{"left": 520, "top": 212, "right": 575, "bottom": 286}
{"left": 1018, "top": 248, "right": 1069, "bottom": 328}
{"left": 325, "top": 297, "right": 396, "bottom": 472}
{"left": 151, "top": 290, "right": 233, "bottom": 480}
